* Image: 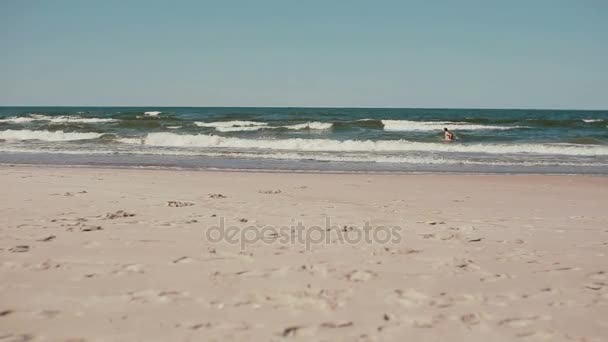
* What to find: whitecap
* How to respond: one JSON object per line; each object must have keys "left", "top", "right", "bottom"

{"left": 0, "top": 115, "right": 117, "bottom": 124}
{"left": 0, "top": 129, "right": 103, "bottom": 141}
{"left": 117, "top": 132, "right": 608, "bottom": 156}
{"left": 282, "top": 122, "right": 333, "bottom": 130}
{"left": 381, "top": 120, "right": 525, "bottom": 131}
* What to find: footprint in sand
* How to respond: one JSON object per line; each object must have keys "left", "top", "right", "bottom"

{"left": 584, "top": 271, "right": 607, "bottom": 291}
{"left": 346, "top": 270, "right": 376, "bottom": 282}
{"left": 35, "top": 260, "right": 61, "bottom": 271}
{"left": 9, "top": 245, "right": 29, "bottom": 253}
{"left": 392, "top": 289, "right": 430, "bottom": 308}
{"left": 37, "top": 310, "right": 61, "bottom": 319}
{"left": 403, "top": 314, "right": 445, "bottom": 328}
{"left": 419, "top": 232, "right": 458, "bottom": 241}
{"left": 269, "top": 289, "right": 352, "bottom": 311}
{"left": 460, "top": 313, "right": 481, "bottom": 326}
{"left": 103, "top": 210, "right": 135, "bottom": 219}
{"left": 497, "top": 315, "right": 550, "bottom": 328}
{"left": 480, "top": 272, "right": 514, "bottom": 283}
{"left": 258, "top": 189, "right": 282, "bottom": 194}
{"left": 79, "top": 225, "right": 102, "bottom": 232}
{"left": 128, "top": 289, "right": 189, "bottom": 304}
{"left": 166, "top": 201, "right": 194, "bottom": 207}
{"left": 301, "top": 263, "right": 333, "bottom": 278}
{"left": 112, "top": 263, "right": 145, "bottom": 275}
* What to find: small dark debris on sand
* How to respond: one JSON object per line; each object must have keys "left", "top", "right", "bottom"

{"left": 167, "top": 201, "right": 195, "bottom": 207}
{"left": 209, "top": 193, "right": 227, "bottom": 199}
{"left": 281, "top": 326, "right": 301, "bottom": 337}
{"left": 258, "top": 189, "right": 282, "bottom": 194}
{"left": 172, "top": 256, "right": 191, "bottom": 264}
{"left": 0, "top": 310, "right": 13, "bottom": 317}
{"left": 80, "top": 225, "right": 103, "bottom": 232}
{"left": 190, "top": 322, "right": 212, "bottom": 330}
{"left": 425, "top": 221, "right": 446, "bottom": 225}
{"left": 320, "top": 321, "right": 353, "bottom": 329}
{"left": 38, "top": 235, "right": 56, "bottom": 242}
{"left": 104, "top": 210, "right": 135, "bottom": 219}
{"left": 239, "top": 218, "right": 248, "bottom": 223}
{"left": 9, "top": 245, "right": 29, "bottom": 253}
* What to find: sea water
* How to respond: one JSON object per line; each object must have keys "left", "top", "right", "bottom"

{"left": 1, "top": 107, "right": 607, "bottom": 173}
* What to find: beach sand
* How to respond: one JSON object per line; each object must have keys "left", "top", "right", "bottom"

{"left": 0, "top": 166, "right": 607, "bottom": 341}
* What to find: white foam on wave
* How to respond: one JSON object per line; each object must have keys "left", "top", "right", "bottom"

{"left": 3, "top": 145, "right": 605, "bottom": 168}
{"left": 195, "top": 120, "right": 268, "bottom": 132}
{"left": 381, "top": 120, "right": 524, "bottom": 131}
{"left": 216, "top": 126, "right": 268, "bottom": 132}
{"left": 194, "top": 120, "right": 332, "bottom": 131}
{"left": 0, "top": 115, "right": 117, "bottom": 124}
{"left": 283, "top": 122, "right": 333, "bottom": 130}
{"left": 144, "top": 111, "right": 162, "bottom": 116}
{"left": 194, "top": 120, "right": 267, "bottom": 128}
{"left": 117, "top": 132, "right": 608, "bottom": 156}
{"left": 116, "top": 137, "right": 144, "bottom": 144}
{"left": 0, "top": 117, "right": 37, "bottom": 123}
{"left": 0, "top": 129, "right": 103, "bottom": 141}
{"left": 582, "top": 119, "right": 603, "bottom": 123}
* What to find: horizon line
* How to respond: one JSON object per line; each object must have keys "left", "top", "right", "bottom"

{"left": 0, "top": 105, "right": 606, "bottom": 111}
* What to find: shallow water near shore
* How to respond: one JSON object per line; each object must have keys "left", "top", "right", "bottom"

{"left": 1, "top": 106, "right": 607, "bottom": 174}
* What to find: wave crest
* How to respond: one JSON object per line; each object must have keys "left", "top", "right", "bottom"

{"left": 381, "top": 120, "right": 525, "bottom": 131}
{"left": 118, "top": 132, "right": 608, "bottom": 156}
{"left": 283, "top": 122, "right": 333, "bottom": 130}
{"left": 0, "top": 129, "right": 103, "bottom": 141}
{"left": 0, "top": 114, "right": 117, "bottom": 124}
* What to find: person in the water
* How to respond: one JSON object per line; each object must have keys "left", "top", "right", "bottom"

{"left": 443, "top": 127, "right": 454, "bottom": 141}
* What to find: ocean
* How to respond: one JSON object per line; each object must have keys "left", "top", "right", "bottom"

{"left": 1, "top": 107, "right": 607, "bottom": 174}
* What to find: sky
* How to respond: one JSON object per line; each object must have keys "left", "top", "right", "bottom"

{"left": 0, "top": 0, "right": 607, "bottom": 109}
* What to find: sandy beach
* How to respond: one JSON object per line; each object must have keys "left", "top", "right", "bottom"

{"left": 0, "top": 166, "right": 607, "bottom": 341}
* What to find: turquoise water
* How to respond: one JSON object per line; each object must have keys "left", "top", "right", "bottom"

{"left": 1, "top": 107, "right": 607, "bottom": 173}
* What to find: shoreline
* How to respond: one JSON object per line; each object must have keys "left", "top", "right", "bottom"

{"left": 2, "top": 161, "right": 608, "bottom": 177}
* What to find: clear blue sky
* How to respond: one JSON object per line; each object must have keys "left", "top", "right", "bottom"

{"left": 1, "top": 0, "right": 606, "bottom": 109}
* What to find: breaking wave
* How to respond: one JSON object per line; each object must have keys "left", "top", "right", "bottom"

{"left": 194, "top": 120, "right": 332, "bottom": 131}
{"left": 381, "top": 120, "right": 526, "bottom": 131}
{"left": 117, "top": 132, "right": 608, "bottom": 156}
{"left": 283, "top": 122, "right": 333, "bottom": 130}
{"left": 0, "top": 129, "right": 103, "bottom": 141}
{"left": 0, "top": 114, "right": 117, "bottom": 124}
